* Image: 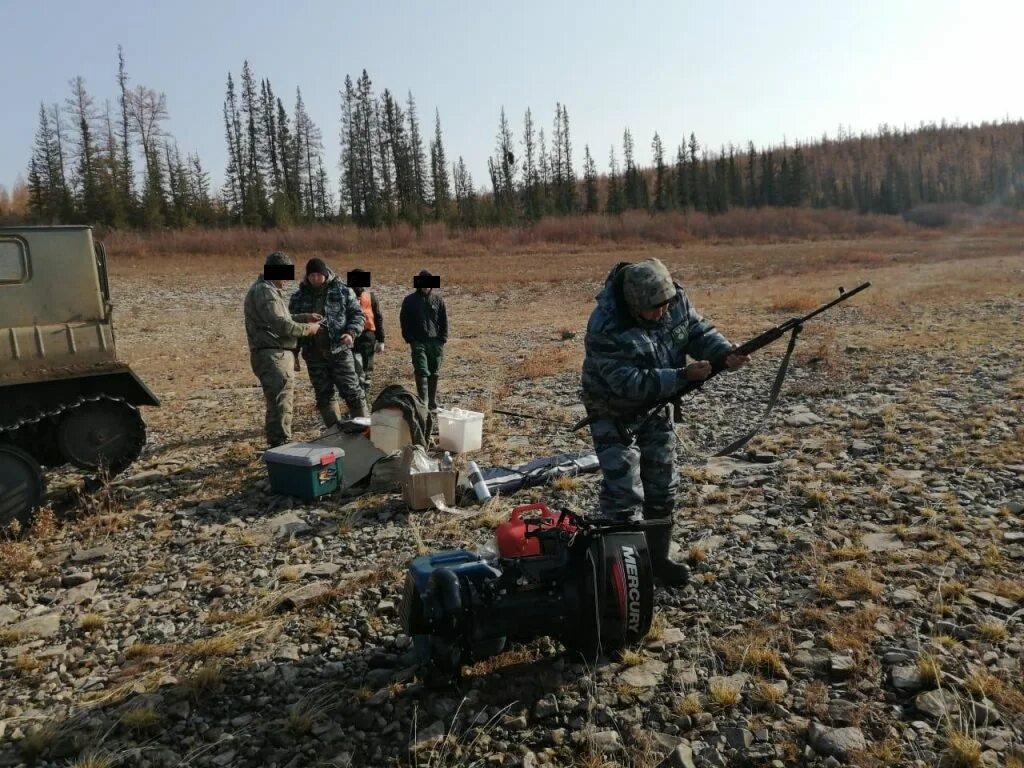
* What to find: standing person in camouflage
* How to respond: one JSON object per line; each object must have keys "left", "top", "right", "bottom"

{"left": 289, "top": 258, "right": 368, "bottom": 426}
{"left": 400, "top": 270, "right": 448, "bottom": 411}
{"left": 244, "top": 252, "right": 322, "bottom": 448}
{"left": 348, "top": 269, "right": 385, "bottom": 402}
{"left": 581, "top": 258, "right": 749, "bottom": 586}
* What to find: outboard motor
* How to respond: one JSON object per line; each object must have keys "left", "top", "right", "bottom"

{"left": 400, "top": 503, "right": 657, "bottom": 677}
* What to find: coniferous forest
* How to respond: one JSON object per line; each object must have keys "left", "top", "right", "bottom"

{"left": 8, "top": 50, "right": 1024, "bottom": 230}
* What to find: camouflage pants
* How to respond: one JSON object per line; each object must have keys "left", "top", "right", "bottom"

{"left": 250, "top": 349, "right": 295, "bottom": 448}
{"left": 352, "top": 337, "right": 376, "bottom": 400}
{"left": 304, "top": 350, "right": 363, "bottom": 427}
{"left": 589, "top": 406, "right": 678, "bottom": 522}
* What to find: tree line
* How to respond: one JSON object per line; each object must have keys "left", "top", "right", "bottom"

{"left": 20, "top": 51, "right": 1024, "bottom": 230}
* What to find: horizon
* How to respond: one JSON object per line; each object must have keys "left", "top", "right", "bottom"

{"left": 4, "top": 0, "right": 1022, "bottom": 198}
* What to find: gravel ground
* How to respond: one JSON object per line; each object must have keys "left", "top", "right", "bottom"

{"left": 1, "top": 247, "right": 1022, "bottom": 768}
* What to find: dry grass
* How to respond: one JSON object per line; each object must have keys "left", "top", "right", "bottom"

{"left": 125, "top": 642, "right": 172, "bottom": 660}
{"left": 750, "top": 680, "right": 785, "bottom": 709}
{"left": 707, "top": 680, "right": 742, "bottom": 709}
{"left": 67, "top": 751, "right": 116, "bottom": 768}
{"left": 0, "top": 628, "right": 23, "bottom": 647}
{"left": 277, "top": 565, "right": 303, "bottom": 582}
{"left": 917, "top": 652, "right": 943, "bottom": 687}
{"left": 965, "top": 670, "right": 1024, "bottom": 713}
{"left": 713, "top": 629, "right": 788, "bottom": 677}
{"left": 822, "top": 606, "right": 886, "bottom": 662}
{"left": 185, "top": 662, "right": 224, "bottom": 702}
{"left": 0, "top": 538, "right": 36, "bottom": 581}
{"left": 79, "top": 613, "right": 106, "bottom": 631}
{"left": 675, "top": 692, "right": 704, "bottom": 716}
{"left": 977, "top": 621, "right": 1009, "bottom": 642}
{"left": 551, "top": 475, "right": 583, "bottom": 492}
{"left": 518, "top": 344, "right": 582, "bottom": 379}
{"left": 121, "top": 705, "right": 162, "bottom": 731}
{"left": 943, "top": 730, "right": 982, "bottom": 768}
{"left": 16, "top": 654, "right": 42, "bottom": 673}
{"left": 619, "top": 649, "right": 645, "bottom": 668}
{"left": 803, "top": 680, "right": 829, "bottom": 719}
{"left": 463, "top": 647, "right": 540, "bottom": 676}
{"left": 644, "top": 613, "right": 665, "bottom": 643}
{"left": 687, "top": 544, "right": 708, "bottom": 566}
{"left": 184, "top": 634, "right": 242, "bottom": 659}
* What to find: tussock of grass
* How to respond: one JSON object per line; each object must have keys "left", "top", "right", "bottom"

{"left": 944, "top": 730, "right": 982, "bottom": 768}
{"left": 750, "top": 680, "right": 784, "bottom": 708}
{"left": 965, "top": 670, "right": 1024, "bottom": 713}
{"left": 79, "top": 613, "right": 106, "bottom": 631}
{"left": 67, "top": 750, "right": 116, "bottom": 768}
{"left": 708, "top": 680, "right": 741, "bottom": 709}
{"left": 675, "top": 691, "right": 704, "bottom": 716}
{"left": 463, "top": 647, "right": 540, "bottom": 676}
{"left": 184, "top": 634, "right": 241, "bottom": 659}
{"left": 977, "top": 621, "right": 1008, "bottom": 642}
{"left": 917, "top": 652, "right": 943, "bottom": 687}
{"left": 277, "top": 565, "right": 303, "bottom": 582}
{"left": 687, "top": 544, "right": 708, "bottom": 565}
{"left": 644, "top": 613, "right": 665, "bottom": 643}
{"left": 551, "top": 475, "right": 582, "bottom": 492}
{"left": 0, "top": 628, "right": 23, "bottom": 647}
{"left": 619, "top": 649, "right": 645, "bottom": 667}
{"left": 122, "top": 705, "right": 162, "bottom": 731}
{"left": 185, "top": 663, "right": 223, "bottom": 702}
{"left": 125, "top": 642, "right": 172, "bottom": 659}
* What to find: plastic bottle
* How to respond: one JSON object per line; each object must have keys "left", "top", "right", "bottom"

{"left": 440, "top": 451, "right": 454, "bottom": 471}
{"left": 465, "top": 460, "right": 491, "bottom": 501}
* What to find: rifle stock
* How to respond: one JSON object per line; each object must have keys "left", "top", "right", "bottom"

{"left": 571, "top": 282, "right": 870, "bottom": 435}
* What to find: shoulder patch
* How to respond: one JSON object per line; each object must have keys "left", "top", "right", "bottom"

{"left": 670, "top": 322, "right": 689, "bottom": 345}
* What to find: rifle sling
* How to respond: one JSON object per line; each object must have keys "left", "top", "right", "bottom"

{"left": 712, "top": 323, "right": 802, "bottom": 457}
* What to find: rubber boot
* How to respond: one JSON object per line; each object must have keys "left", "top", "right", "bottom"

{"left": 415, "top": 376, "right": 429, "bottom": 407}
{"left": 427, "top": 376, "right": 439, "bottom": 412}
{"left": 646, "top": 519, "right": 690, "bottom": 587}
{"left": 317, "top": 401, "right": 341, "bottom": 429}
{"left": 346, "top": 398, "right": 368, "bottom": 419}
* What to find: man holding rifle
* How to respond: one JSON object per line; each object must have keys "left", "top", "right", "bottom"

{"left": 580, "top": 258, "right": 749, "bottom": 587}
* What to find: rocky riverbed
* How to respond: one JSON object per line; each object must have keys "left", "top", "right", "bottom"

{"left": 1, "top": 252, "right": 1022, "bottom": 768}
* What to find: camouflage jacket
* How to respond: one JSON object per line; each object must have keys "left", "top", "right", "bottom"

{"left": 289, "top": 270, "right": 364, "bottom": 358}
{"left": 581, "top": 262, "right": 733, "bottom": 416}
{"left": 244, "top": 276, "right": 309, "bottom": 354}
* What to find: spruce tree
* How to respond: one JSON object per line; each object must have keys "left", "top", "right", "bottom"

{"left": 583, "top": 144, "right": 598, "bottom": 213}
{"left": 429, "top": 109, "right": 451, "bottom": 221}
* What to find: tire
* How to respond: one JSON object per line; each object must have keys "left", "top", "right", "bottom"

{"left": 0, "top": 444, "right": 46, "bottom": 533}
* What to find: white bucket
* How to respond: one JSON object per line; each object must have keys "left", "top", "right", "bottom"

{"left": 437, "top": 407, "right": 484, "bottom": 453}
{"left": 371, "top": 408, "right": 412, "bottom": 454}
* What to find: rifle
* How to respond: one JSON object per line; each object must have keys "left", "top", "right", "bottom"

{"left": 571, "top": 282, "right": 871, "bottom": 447}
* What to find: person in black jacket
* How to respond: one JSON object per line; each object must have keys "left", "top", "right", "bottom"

{"left": 399, "top": 270, "right": 448, "bottom": 410}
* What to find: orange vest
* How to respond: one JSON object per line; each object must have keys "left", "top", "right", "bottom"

{"left": 358, "top": 291, "right": 376, "bottom": 333}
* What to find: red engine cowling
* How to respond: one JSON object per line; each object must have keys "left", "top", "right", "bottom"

{"left": 496, "top": 503, "right": 578, "bottom": 558}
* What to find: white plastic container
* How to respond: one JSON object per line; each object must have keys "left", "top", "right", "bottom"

{"left": 437, "top": 407, "right": 484, "bottom": 453}
{"left": 371, "top": 408, "right": 412, "bottom": 454}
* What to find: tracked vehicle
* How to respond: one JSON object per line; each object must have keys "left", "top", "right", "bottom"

{"left": 0, "top": 226, "right": 159, "bottom": 529}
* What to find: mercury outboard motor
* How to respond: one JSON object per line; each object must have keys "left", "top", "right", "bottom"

{"left": 400, "top": 503, "right": 658, "bottom": 677}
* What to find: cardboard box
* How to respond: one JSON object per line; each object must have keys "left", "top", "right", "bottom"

{"left": 401, "top": 445, "right": 456, "bottom": 511}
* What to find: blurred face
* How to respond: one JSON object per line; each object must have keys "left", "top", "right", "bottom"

{"left": 308, "top": 272, "right": 327, "bottom": 287}
{"left": 637, "top": 299, "right": 672, "bottom": 322}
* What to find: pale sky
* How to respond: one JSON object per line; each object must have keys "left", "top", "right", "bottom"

{"left": 3, "top": 0, "right": 1021, "bottom": 196}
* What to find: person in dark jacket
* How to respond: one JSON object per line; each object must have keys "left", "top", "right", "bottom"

{"left": 581, "top": 258, "right": 749, "bottom": 586}
{"left": 289, "top": 258, "right": 367, "bottom": 426}
{"left": 399, "top": 269, "right": 448, "bottom": 410}
{"left": 349, "top": 268, "right": 385, "bottom": 402}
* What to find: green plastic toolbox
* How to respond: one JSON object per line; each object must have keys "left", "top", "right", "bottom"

{"left": 264, "top": 443, "right": 345, "bottom": 500}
